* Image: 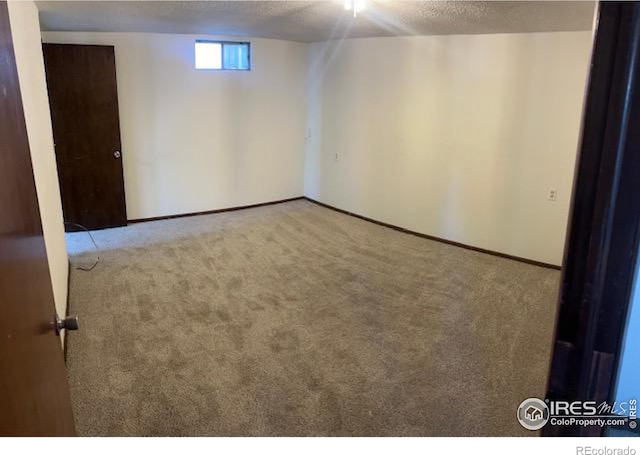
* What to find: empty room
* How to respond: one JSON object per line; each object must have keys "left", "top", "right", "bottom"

{"left": 3, "top": 0, "right": 639, "bottom": 445}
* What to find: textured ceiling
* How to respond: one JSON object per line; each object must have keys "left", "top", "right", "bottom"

{"left": 37, "top": 1, "right": 595, "bottom": 43}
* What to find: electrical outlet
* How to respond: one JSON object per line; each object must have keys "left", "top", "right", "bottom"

{"left": 334, "top": 152, "right": 340, "bottom": 162}
{"left": 548, "top": 189, "right": 558, "bottom": 201}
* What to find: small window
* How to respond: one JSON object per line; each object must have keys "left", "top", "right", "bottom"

{"left": 195, "top": 40, "right": 250, "bottom": 71}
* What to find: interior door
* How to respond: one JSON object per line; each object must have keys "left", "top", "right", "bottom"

{"left": 43, "top": 43, "right": 126, "bottom": 231}
{"left": 0, "top": 1, "right": 75, "bottom": 436}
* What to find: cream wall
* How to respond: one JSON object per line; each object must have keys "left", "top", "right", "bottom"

{"left": 305, "top": 32, "right": 592, "bottom": 266}
{"left": 8, "top": 1, "right": 68, "bottom": 320}
{"left": 38, "top": 30, "right": 592, "bottom": 265}
{"left": 42, "top": 31, "right": 308, "bottom": 220}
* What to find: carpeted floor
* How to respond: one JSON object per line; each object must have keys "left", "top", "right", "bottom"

{"left": 65, "top": 199, "right": 560, "bottom": 436}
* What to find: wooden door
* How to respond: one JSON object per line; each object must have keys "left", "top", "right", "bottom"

{"left": 0, "top": 1, "right": 75, "bottom": 436}
{"left": 43, "top": 43, "right": 126, "bottom": 231}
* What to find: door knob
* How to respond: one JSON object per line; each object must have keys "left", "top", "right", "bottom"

{"left": 114, "top": 150, "right": 121, "bottom": 158}
{"left": 55, "top": 314, "right": 79, "bottom": 335}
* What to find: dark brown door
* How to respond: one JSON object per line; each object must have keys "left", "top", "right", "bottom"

{"left": 43, "top": 43, "right": 126, "bottom": 231}
{"left": 0, "top": 1, "right": 75, "bottom": 436}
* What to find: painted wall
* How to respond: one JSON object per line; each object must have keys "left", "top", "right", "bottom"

{"left": 8, "top": 1, "right": 68, "bottom": 320}
{"left": 614, "top": 249, "right": 640, "bottom": 412}
{"left": 607, "top": 244, "right": 640, "bottom": 437}
{"left": 305, "top": 32, "right": 593, "bottom": 266}
{"left": 40, "top": 30, "right": 592, "bottom": 265}
{"left": 42, "top": 31, "right": 308, "bottom": 220}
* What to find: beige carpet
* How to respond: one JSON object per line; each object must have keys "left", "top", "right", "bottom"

{"left": 65, "top": 199, "right": 560, "bottom": 436}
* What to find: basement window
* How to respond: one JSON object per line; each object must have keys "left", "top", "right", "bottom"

{"left": 195, "top": 40, "right": 251, "bottom": 71}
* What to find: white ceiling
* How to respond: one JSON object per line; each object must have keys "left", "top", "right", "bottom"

{"left": 37, "top": 1, "right": 596, "bottom": 43}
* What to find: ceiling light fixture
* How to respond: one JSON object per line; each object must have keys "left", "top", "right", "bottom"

{"left": 344, "top": 0, "right": 367, "bottom": 18}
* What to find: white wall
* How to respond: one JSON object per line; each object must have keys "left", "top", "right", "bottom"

{"left": 8, "top": 1, "right": 68, "bottom": 321}
{"left": 42, "top": 32, "right": 308, "bottom": 220}
{"left": 305, "top": 32, "right": 592, "bottom": 266}
{"left": 40, "top": 30, "right": 591, "bottom": 265}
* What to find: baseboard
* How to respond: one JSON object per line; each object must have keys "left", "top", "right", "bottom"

{"left": 303, "top": 197, "right": 562, "bottom": 271}
{"left": 127, "top": 197, "right": 305, "bottom": 224}
{"left": 127, "top": 195, "right": 560, "bottom": 270}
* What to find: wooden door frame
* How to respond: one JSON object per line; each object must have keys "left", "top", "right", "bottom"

{"left": 544, "top": 0, "right": 640, "bottom": 437}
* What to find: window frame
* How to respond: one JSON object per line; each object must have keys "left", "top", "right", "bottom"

{"left": 194, "top": 39, "right": 251, "bottom": 71}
